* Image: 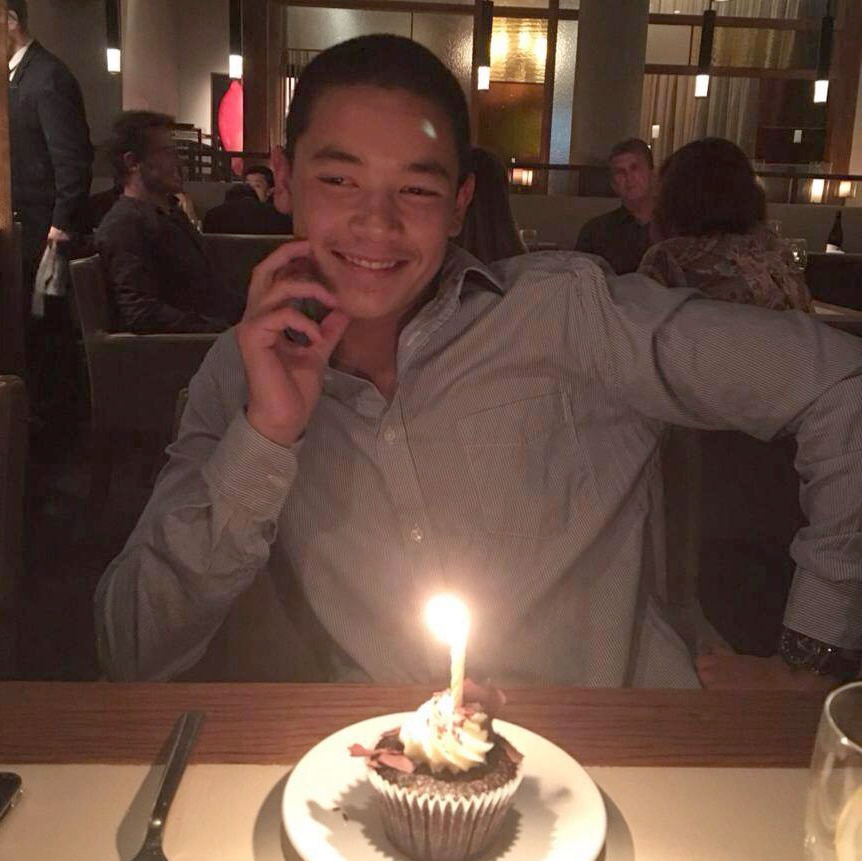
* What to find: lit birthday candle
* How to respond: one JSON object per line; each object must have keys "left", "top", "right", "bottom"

{"left": 424, "top": 594, "right": 470, "bottom": 709}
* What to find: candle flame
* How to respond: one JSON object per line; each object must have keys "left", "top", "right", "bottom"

{"left": 424, "top": 594, "right": 470, "bottom": 647}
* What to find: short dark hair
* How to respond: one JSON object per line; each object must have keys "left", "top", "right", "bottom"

{"left": 285, "top": 35, "right": 471, "bottom": 180}
{"left": 108, "top": 111, "right": 174, "bottom": 184}
{"left": 7, "top": 0, "right": 28, "bottom": 27}
{"left": 243, "top": 165, "right": 274, "bottom": 188}
{"left": 655, "top": 137, "right": 766, "bottom": 238}
{"left": 609, "top": 138, "right": 654, "bottom": 170}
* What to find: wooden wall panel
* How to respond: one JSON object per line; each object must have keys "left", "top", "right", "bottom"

{"left": 0, "top": 0, "right": 25, "bottom": 377}
{"left": 243, "top": 0, "right": 271, "bottom": 158}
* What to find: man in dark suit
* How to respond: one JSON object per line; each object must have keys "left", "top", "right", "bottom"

{"left": 7, "top": 0, "right": 93, "bottom": 446}
{"left": 7, "top": 0, "right": 93, "bottom": 302}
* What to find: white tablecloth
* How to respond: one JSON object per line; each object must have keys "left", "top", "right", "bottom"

{"left": 0, "top": 763, "right": 807, "bottom": 860}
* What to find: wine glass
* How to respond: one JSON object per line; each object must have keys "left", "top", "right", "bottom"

{"left": 767, "top": 219, "right": 783, "bottom": 238}
{"left": 805, "top": 681, "right": 862, "bottom": 861}
{"left": 519, "top": 228, "right": 538, "bottom": 251}
{"left": 788, "top": 238, "right": 808, "bottom": 271}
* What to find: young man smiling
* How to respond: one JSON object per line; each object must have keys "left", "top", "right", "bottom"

{"left": 96, "top": 36, "right": 862, "bottom": 690}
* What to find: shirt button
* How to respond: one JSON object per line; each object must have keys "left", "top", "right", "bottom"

{"left": 409, "top": 526, "right": 424, "bottom": 543}
{"left": 383, "top": 426, "right": 397, "bottom": 444}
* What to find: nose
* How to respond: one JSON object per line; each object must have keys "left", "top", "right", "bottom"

{"left": 350, "top": 189, "right": 402, "bottom": 240}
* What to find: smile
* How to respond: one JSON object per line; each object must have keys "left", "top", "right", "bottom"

{"left": 334, "top": 251, "right": 406, "bottom": 272}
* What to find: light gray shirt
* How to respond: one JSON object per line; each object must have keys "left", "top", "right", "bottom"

{"left": 95, "top": 248, "right": 862, "bottom": 685}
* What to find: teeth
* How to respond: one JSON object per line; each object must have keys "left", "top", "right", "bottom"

{"left": 341, "top": 253, "right": 400, "bottom": 271}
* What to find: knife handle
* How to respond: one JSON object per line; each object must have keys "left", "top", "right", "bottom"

{"left": 146, "top": 711, "right": 205, "bottom": 842}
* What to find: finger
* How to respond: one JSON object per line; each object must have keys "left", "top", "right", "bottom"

{"left": 252, "top": 277, "right": 340, "bottom": 317}
{"left": 247, "top": 239, "right": 312, "bottom": 303}
{"left": 243, "top": 304, "right": 325, "bottom": 346}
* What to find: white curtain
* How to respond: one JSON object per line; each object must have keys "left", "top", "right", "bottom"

{"left": 640, "top": 0, "right": 814, "bottom": 164}
{"left": 648, "top": 0, "right": 820, "bottom": 16}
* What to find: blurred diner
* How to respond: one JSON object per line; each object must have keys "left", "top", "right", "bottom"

{"left": 455, "top": 146, "right": 526, "bottom": 264}
{"left": 575, "top": 138, "right": 655, "bottom": 274}
{"left": 95, "top": 111, "right": 243, "bottom": 333}
{"left": 639, "top": 138, "right": 813, "bottom": 311}
{"left": 202, "top": 167, "right": 294, "bottom": 235}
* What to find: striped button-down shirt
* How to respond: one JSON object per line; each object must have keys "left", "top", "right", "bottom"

{"left": 95, "top": 247, "right": 862, "bottom": 685}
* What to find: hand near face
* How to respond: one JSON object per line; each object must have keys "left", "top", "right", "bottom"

{"left": 237, "top": 239, "right": 350, "bottom": 447}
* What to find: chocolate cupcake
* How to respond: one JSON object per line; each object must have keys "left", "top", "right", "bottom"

{"left": 351, "top": 685, "right": 523, "bottom": 861}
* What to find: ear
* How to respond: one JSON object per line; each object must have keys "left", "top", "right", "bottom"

{"left": 449, "top": 173, "right": 475, "bottom": 238}
{"left": 271, "top": 146, "right": 293, "bottom": 215}
{"left": 122, "top": 151, "right": 139, "bottom": 175}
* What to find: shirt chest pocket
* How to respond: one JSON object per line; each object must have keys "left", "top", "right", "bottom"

{"left": 457, "top": 391, "right": 588, "bottom": 538}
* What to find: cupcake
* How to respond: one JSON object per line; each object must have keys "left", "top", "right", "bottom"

{"left": 350, "top": 681, "right": 523, "bottom": 861}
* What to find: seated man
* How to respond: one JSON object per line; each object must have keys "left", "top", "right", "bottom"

{"left": 96, "top": 111, "right": 243, "bottom": 333}
{"left": 96, "top": 36, "right": 862, "bottom": 689}
{"left": 202, "top": 169, "right": 294, "bottom": 236}
{"left": 243, "top": 165, "right": 276, "bottom": 204}
{"left": 576, "top": 138, "right": 655, "bottom": 275}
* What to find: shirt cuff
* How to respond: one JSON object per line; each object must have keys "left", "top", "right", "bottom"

{"left": 784, "top": 566, "right": 862, "bottom": 651}
{"left": 202, "top": 410, "right": 301, "bottom": 519}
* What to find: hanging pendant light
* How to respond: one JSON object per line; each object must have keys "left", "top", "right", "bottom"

{"left": 105, "top": 0, "right": 121, "bottom": 74}
{"left": 814, "top": 7, "right": 833, "bottom": 104}
{"left": 695, "top": 6, "right": 716, "bottom": 99}
{"left": 477, "top": 1, "right": 494, "bottom": 91}
{"left": 229, "top": 0, "right": 244, "bottom": 80}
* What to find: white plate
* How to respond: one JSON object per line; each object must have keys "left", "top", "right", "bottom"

{"left": 282, "top": 712, "right": 607, "bottom": 861}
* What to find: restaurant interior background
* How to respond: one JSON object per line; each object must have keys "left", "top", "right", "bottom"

{"left": 20, "top": 0, "right": 862, "bottom": 194}
{"left": 1, "top": 0, "right": 862, "bottom": 682}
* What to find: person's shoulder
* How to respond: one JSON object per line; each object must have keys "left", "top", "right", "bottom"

{"left": 493, "top": 250, "right": 610, "bottom": 306}
{"left": 28, "top": 42, "right": 78, "bottom": 86}
{"left": 95, "top": 197, "right": 154, "bottom": 242}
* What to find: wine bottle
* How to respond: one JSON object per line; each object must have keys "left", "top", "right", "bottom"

{"left": 826, "top": 211, "right": 844, "bottom": 253}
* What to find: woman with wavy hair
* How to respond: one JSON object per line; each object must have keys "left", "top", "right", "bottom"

{"left": 639, "top": 138, "right": 811, "bottom": 311}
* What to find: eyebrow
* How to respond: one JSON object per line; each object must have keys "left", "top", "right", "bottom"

{"left": 311, "top": 146, "right": 453, "bottom": 182}
{"left": 405, "top": 160, "right": 452, "bottom": 182}
{"left": 310, "top": 146, "right": 363, "bottom": 165}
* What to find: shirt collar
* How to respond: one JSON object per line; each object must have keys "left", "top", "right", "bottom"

{"left": 8, "top": 40, "right": 34, "bottom": 75}
{"left": 438, "top": 243, "right": 505, "bottom": 300}
{"left": 321, "top": 244, "right": 504, "bottom": 404}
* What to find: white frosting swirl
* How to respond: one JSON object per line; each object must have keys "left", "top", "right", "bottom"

{"left": 399, "top": 690, "right": 494, "bottom": 774}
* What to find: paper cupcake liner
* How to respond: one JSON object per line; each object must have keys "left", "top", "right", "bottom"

{"left": 368, "top": 766, "right": 523, "bottom": 861}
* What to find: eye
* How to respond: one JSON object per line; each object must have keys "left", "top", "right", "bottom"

{"left": 319, "top": 175, "right": 352, "bottom": 187}
{"left": 402, "top": 185, "right": 440, "bottom": 198}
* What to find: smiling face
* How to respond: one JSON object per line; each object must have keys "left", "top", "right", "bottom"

{"left": 278, "top": 85, "right": 474, "bottom": 324}
{"left": 610, "top": 151, "right": 653, "bottom": 212}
